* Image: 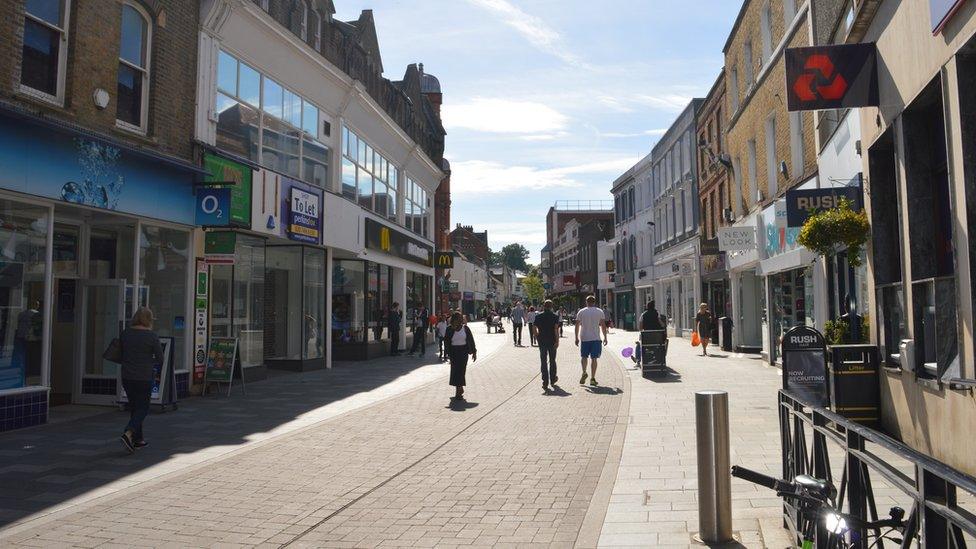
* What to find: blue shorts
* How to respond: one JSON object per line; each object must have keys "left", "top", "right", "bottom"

{"left": 580, "top": 340, "right": 603, "bottom": 359}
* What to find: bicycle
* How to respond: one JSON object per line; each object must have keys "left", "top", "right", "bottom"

{"left": 730, "top": 465, "right": 916, "bottom": 548}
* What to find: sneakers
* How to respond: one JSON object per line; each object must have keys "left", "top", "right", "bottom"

{"left": 579, "top": 372, "right": 588, "bottom": 385}
{"left": 542, "top": 385, "right": 550, "bottom": 393}
{"left": 134, "top": 440, "right": 148, "bottom": 448}
{"left": 590, "top": 378, "right": 598, "bottom": 386}
{"left": 552, "top": 376, "right": 558, "bottom": 385}
{"left": 120, "top": 431, "right": 134, "bottom": 454}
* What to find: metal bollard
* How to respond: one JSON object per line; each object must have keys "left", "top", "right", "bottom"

{"left": 696, "top": 390, "right": 733, "bottom": 543}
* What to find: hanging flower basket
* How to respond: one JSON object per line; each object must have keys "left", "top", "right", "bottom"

{"left": 796, "top": 198, "right": 870, "bottom": 266}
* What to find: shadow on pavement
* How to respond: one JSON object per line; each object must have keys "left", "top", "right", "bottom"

{"left": 0, "top": 350, "right": 460, "bottom": 527}
{"left": 544, "top": 385, "right": 572, "bottom": 397}
{"left": 641, "top": 368, "right": 683, "bottom": 383}
{"left": 446, "top": 400, "right": 480, "bottom": 411}
{"left": 583, "top": 386, "right": 623, "bottom": 395}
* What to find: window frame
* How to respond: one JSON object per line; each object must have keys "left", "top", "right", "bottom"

{"left": 19, "top": 0, "right": 72, "bottom": 105}
{"left": 115, "top": 1, "right": 152, "bottom": 134}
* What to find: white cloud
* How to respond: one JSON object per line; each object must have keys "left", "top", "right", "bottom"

{"left": 601, "top": 129, "right": 668, "bottom": 139}
{"left": 465, "top": 0, "right": 589, "bottom": 68}
{"left": 450, "top": 157, "right": 637, "bottom": 196}
{"left": 597, "top": 93, "right": 692, "bottom": 114}
{"left": 478, "top": 222, "right": 549, "bottom": 249}
{"left": 443, "top": 98, "right": 569, "bottom": 134}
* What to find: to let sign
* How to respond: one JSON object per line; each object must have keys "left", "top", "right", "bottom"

{"left": 786, "top": 43, "right": 878, "bottom": 112}
{"left": 718, "top": 227, "right": 757, "bottom": 252}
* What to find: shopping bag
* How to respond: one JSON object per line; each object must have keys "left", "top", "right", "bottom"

{"left": 691, "top": 331, "right": 701, "bottom": 347}
{"left": 103, "top": 338, "right": 123, "bottom": 363}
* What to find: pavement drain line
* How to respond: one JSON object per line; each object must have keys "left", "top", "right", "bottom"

{"left": 279, "top": 369, "right": 544, "bottom": 547}
{"left": 0, "top": 338, "right": 515, "bottom": 539}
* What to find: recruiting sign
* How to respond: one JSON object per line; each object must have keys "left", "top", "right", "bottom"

{"left": 287, "top": 186, "right": 321, "bottom": 243}
{"left": 202, "top": 153, "right": 252, "bottom": 227}
{"left": 782, "top": 326, "right": 829, "bottom": 407}
{"left": 786, "top": 43, "right": 878, "bottom": 112}
{"left": 718, "top": 226, "right": 757, "bottom": 252}
{"left": 785, "top": 185, "right": 863, "bottom": 227}
{"left": 364, "top": 218, "right": 433, "bottom": 266}
{"left": 204, "top": 337, "right": 238, "bottom": 383}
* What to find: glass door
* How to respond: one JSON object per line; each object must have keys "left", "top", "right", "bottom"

{"left": 77, "top": 279, "right": 126, "bottom": 405}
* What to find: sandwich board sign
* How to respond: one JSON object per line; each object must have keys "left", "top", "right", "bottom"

{"left": 204, "top": 337, "right": 243, "bottom": 396}
{"left": 782, "top": 326, "right": 828, "bottom": 407}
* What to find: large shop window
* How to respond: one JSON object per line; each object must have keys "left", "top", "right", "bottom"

{"left": 265, "top": 246, "right": 325, "bottom": 361}
{"left": 209, "top": 236, "right": 265, "bottom": 368}
{"left": 138, "top": 226, "right": 188, "bottom": 374}
{"left": 406, "top": 271, "right": 432, "bottom": 330}
{"left": 366, "top": 263, "right": 392, "bottom": 343}
{"left": 0, "top": 200, "right": 50, "bottom": 390}
{"left": 342, "top": 126, "right": 398, "bottom": 223}
{"left": 769, "top": 268, "right": 815, "bottom": 362}
{"left": 332, "top": 260, "right": 365, "bottom": 345}
{"left": 405, "top": 178, "right": 430, "bottom": 238}
{"left": 116, "top": 3, "right": 151, "bottom": 132}
{"left": 21, "top": 0, "right": 69, "bottom": 101}
{"left": 216, "top": 50, "right": 328, "bottom": 188}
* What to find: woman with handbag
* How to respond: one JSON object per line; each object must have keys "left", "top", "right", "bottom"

{"left": 444, "top": 311, "right": 477, "bottom": 402}
{"left": 118, "top": 307, "right": 163, "bottom": 453}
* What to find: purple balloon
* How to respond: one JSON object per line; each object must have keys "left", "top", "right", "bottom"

{"left": 621, "top": 347, "right": 633, "bottom": 358}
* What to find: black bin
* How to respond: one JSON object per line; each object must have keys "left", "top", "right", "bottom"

{"left": 827, "top": 344, "right": 880, "bottom": 427}
{"left": 718, "top": 317, "right": 733, "bottom": 352}
{"left": 640, "top": 330, "right": 667, "bottom": 372}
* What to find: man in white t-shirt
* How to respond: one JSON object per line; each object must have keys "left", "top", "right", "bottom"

{"left": 575, "top": 295, "right": 609, "bottom": 386}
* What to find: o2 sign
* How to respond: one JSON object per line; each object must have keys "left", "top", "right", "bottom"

{"left": 196, "top": 187, "right": 232, "bottom": 227}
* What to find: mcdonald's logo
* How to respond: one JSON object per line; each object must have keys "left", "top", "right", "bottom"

{"left": 435, "top": 252, "right": 454, "bottom": 269}
{"left": 380, "top": 227, "right": 391, "bottom": 251}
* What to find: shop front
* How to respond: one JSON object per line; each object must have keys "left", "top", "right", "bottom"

{"left": 652, "top": 240, "right": 700, "bottom": 337}
{"left": 724, "top": 216, "right": 763, "bottom": 354}
{"left": 0, "top": 111, "right": 197, "bottom": 430}
{"left": 701, "top": 252, "right": 730, "bottom": 340}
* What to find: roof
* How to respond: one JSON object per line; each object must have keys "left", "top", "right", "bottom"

{"left": 420, "top": 65, "right": 442, "bottom": 94}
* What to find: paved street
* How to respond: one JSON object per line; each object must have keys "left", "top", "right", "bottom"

{"left": 0, "top": 321, "right": 799, "bottom": 548}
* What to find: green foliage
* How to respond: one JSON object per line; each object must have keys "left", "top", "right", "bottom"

{"left": 522, "top": 272, "right": 545, "bottom": 304}
{"left": 499, "top": 243, "right": 531, "bottom": 272}
{"left": 824, "top": 320, "right": 849, "bottom": 345}
{"left": 796, "top": 198, "right": 870, "bottom": 267}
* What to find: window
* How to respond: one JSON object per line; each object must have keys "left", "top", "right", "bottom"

{"left": 404, "top": 176, "right": 430, "bottom": 238}
{"left": 760, "top": 2, "right": 773, "bottom": 63}
{"left": 215, "top": 51, "right": 329, "bottom": 185}
{"left": 298, "top": 0, "right": 309, "bottom": 40}
{"left": 343, "top": 125, "right": 397, "bottom": 222}
{"left": 116, "top": 3, "right": 151, "bottom": 131}
{"left": 679, "top": 190, "right": 686, "bottom": 234}
{"left": 747, "top": 139, "right": 758, "bottom": 206}
{"left": 765, "top": 114, "right": 778, "bottom": 197}
{"left": 790, "top": 111, "right": 804, "bottom": 179}
{"left": 670, "top": 197, "right": 677, "bottom": 239}
{"left": 312, "top": 9, "right": 322, "bottom": 50}
{"left": 21, "top": 0, "right": 70, "bottom": 101}
{"left": 783, "top": 0, "right": 796, "bottom": 26}
{"left": 733, "top": 156, "right": 743, "bottom": 215}
{"left": 744, "top": 41, "right": 754, "bottom": 84}
{"left": 628, "top": 187, "right": 635, "bottom": 219}
{"left": 730, "top": 66, "right": 740, "bottom": 112}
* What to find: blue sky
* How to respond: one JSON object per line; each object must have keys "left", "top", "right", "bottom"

{"left": 335, "top": 0, "right": 743, "bottom": 263}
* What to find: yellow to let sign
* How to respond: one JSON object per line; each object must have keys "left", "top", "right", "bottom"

{"left": 289, "top": 224, "right": 318, "bottom": 238}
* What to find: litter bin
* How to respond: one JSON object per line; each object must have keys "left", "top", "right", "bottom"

{"left": 641, "top": 330, "right": 668, "bottom": 373}
{"left": 718, "top": 317, "right": 733, "bottom": 352}
{"left": 828, "top": 344, "right": 880, "bottom": 427}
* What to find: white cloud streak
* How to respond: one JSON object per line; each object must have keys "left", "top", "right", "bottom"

{"left": 443, "top": 98, "right": 569, "bottom": 134}
{"left": 450, "top": 157, "right": 638, "bottom": 196}
{"left": 465, "top": 0, "right": 589, "bottom": 68}
{"left": 600, "top": 129, "right": 668, "bottom": 139}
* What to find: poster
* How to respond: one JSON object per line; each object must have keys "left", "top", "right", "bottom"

{"left": 205, "top": 337, "right": 238, "bottom": 383}
{"left": 118, "top": 337, "right": 173, "bottom": 405}
{"left": 781, "top": 326, "right": 828, "bottom": 407}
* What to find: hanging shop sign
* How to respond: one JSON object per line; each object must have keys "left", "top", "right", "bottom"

{"left": 781, "top": 326, "right": 829, "bottom": 407}
{"left": 195, "top": 187, "right": 231, "bottom": 227}
{"left": 785, "top": 185, "right": 863, "bottom": 227}
{"left": 364, "top": 218, "right": 433, "bottom": 266}
{"left": 204, "top": 231, "right": 236, "bottom": 264}
{"left": 718, "top": 227, "right": 757, "bottom": 252}
{"left": 287, "top": 186, "right": 322, "bottom": 244}
{"left": 202, "top": 153, "right": 252, "bottom": 227}
{"left": 931, "top": 0, "right": 967, "bottom": 33}
{"left": 435, "top": 251, "right": 455, "bottom": 269}
{"left": 786, "top": 43, "right": 878, "bottom": 112}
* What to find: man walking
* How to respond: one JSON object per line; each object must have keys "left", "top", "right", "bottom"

{"left": 533, "top": 300, "right": 560, "bottom": 393}
{"left": 408, "top": 303, "right": 430, "bottom": 356}
{"left": 511, "top": 301, "right": 526, "bottom": 346}
{"left": 526, "top": 306, "right": 538, "bottom": 346}
{"left": 575, "top": 295, "right": 609, "bottom": 386}
{"left": 389, "top": 302, "right": 402, "bottom": 356}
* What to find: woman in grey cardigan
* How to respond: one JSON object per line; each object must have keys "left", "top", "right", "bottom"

{"left": 119, "top": 307, "right": 164, "bottom": 453}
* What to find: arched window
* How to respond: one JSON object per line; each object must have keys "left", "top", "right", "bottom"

{"left": 117, "top": 3, "right": 151, "bottom": 132}
{"left": 312, "top": 9, "right": 322, "bottom": 50}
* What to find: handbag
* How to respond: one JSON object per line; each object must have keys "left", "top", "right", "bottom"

{"left": 103, "top": 337, "right": 123, "bottom": 363}
{"left": 691, "top": 331, "right": 701, "bottom": 347}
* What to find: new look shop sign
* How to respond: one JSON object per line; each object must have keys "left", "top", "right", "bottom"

{"left": 718, "top": 227, "right": 757, "bottom": 252}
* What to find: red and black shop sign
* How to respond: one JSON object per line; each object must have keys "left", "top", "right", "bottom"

{"left": 785, "top": 43, "right": 878, "bottom": 112}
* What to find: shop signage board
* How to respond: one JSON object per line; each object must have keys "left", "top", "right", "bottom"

{"left": 931, "top": 0, "right": 967, "bottom": 33}
{"left": 763, "top": 200, "right": 801, "bottom": 259}
{"left": 204, "top": 231, "right": 236, "bottom": 264}
{"left": 463, "top": 291, "right": 474, "bottom": 301}
{"left": 118, "top": 337, "right": 174, "bottom": 407}
{"left": 435, "top": 252, "right": 455, "bottom": 269}
{"left": 364, "top": 218, "right": 433, "bottom": 266}
{"left": 785, "top": 185, "right": 863, "bottom": 227}
{"left": 782, "top": 326, "right": 829, "bottom": 407}
{"left": 718, "top": 227, "right": 757, "bottom": 252}
{"left": 287, "top": 186, "right": 321, "bottom": 244}
{"left": 785, "top": 43, "right": 878, "bottom": 112}
{"left": 195, "top": 187, "right": 232, "bottom": 227}
{"left": 193, "top": 258, "right": 208, "bottom": 382}
{"left": 0, "top": 117, "right": 195, "bottom": 224}
{"left": 204, "top": 337, "right": 241, "bottom": 396}
{"left": 700, "top": 237, "right": 720, "bottom": 256}
{"left": 202, "top": 153, "right": 252, "bottom": 227}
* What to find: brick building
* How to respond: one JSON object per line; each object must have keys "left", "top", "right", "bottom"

{"left": 0, "top": 0, "right": 202, "bottom": 427}
{"left": 450, "top": 224, "right": 489, "bottom": 264}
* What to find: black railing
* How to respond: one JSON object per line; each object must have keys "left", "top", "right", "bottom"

{"left": 779, "top": 389, "right": 976, "bottom": 548}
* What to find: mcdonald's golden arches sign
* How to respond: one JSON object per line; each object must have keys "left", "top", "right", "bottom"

{"left": 435, "top": 252, "right": 454, "bottom": 269}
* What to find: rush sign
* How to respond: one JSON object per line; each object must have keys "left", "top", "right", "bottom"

{"left": 785, "top": 43, "right": 878, "bottom": 111}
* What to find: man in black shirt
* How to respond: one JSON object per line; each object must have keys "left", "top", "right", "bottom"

{"left": 389, "top": 302, "right": 402, "bottom": 356}
{"left": 640, "top": 301, "right": 665, "bottom": 331}
{"left": 408, "top": 304, "right": 430, "bottom": 356}
{"left": 533, "top": 300, "right": 561, "bottom": 393}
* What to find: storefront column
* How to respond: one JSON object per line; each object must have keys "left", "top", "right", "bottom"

{"left": 730, "top": 272, "right": 742, "bottom": 349}
{"left": 392, "top": 266, "right": 406, "bottom": 351}
{"left": 325, "top": 248, "right": 333, "bottom": 369}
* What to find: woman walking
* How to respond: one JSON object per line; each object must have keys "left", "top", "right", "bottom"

{"left": 695, "top": 303, "right": 715, "bottom": 357}
{"left": 119, "top": 307, "right": 164, "bottom": 453}
{"left": 445, "top": 311, "right": 477, "bottom": 402}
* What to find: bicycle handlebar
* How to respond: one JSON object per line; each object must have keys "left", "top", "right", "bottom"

{"left": 731, "top": 466, "right": 795, "bottom": 493}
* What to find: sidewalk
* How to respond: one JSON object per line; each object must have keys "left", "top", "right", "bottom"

{"left": 598, "top": 329, "right": 793, "bottom": 548}
{"left": 0, "top": 323, "right": 507, "bottom": 530}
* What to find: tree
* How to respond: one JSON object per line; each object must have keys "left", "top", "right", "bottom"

{"left": 522, "top": 272, "right": 545, "bottom": 304}
{"left": 498, "top": 243, "right": 530, "bottom": 273}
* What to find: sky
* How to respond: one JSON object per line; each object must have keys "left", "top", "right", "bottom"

{"left": 334, "top": 0, "right": 743, "bottom": 264}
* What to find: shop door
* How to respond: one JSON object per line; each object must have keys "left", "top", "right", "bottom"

{"left": 76, "top": 279, "right": 128, "bottom": 405}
